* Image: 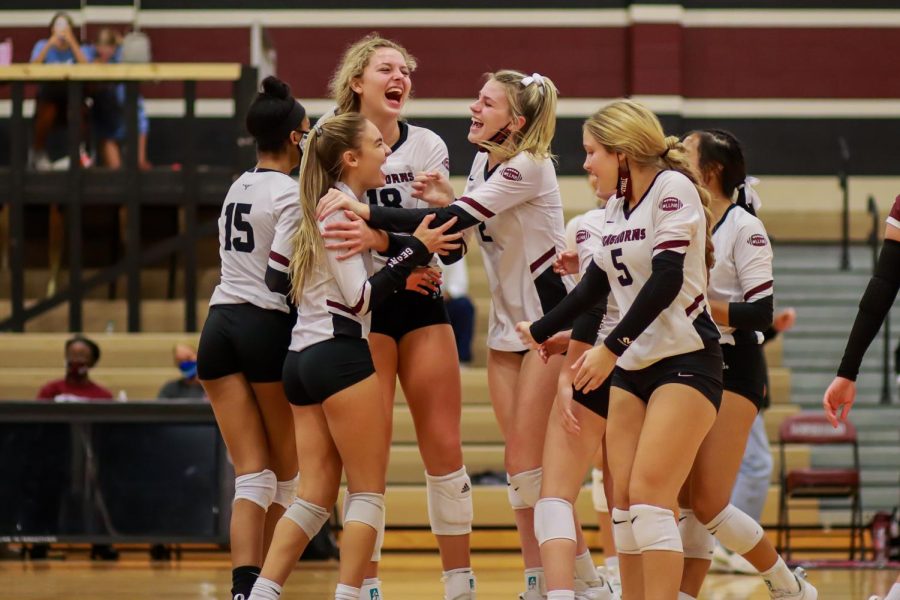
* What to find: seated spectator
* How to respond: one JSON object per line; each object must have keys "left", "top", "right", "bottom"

{"left": 36, "top": 335, "right": 113, "bottom": 402}
{"left": 29, "top": 11, "right": 90, "bottom": 170}
{"left": 85, "top": 28, "right": 151, "bottom": 170}
{"left": 442, "top": 259, "right": 476, "bottom": 365}
{"left": 157, "top": 344, "right": 206, "bottom": 400}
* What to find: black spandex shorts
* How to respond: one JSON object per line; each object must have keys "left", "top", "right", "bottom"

{"left": 573, "top": 374, "right": 612, "bottom": 419}
{"left": 721, "top": 343, "right": 766, "bottom": 410}
{"left": 282, "top": 336, "right": 375, "bottom": 406}
{"left": 611, "top": 339, "right": 724, "bottom": 410}
{"left": 370, "top": 289, "right": 450, "bottom": 342}
{"left": 197, "top": 303, "right": 294, "bottom": 383}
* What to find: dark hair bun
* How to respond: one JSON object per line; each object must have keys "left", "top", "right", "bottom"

{"left": 261, "top": 76, "right": 291, "bottom": 100}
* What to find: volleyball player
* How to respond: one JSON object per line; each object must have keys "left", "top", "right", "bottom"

{"left": 318, "top": 34, "right": 474, "bottom": 600}
{"left": 196, "top": 76, "right": 307, "bottom": 600}
{"left": 316, "top": 70, "right": 608, "bottom": 600}
{"left": 676, "top": 130, "right": 816, "bottom": 600}
{"left": 518, "top": 100, "right": 722, "bottom": 600}
{"left": 248, "top": 113, "right": 461, "bottom": 600}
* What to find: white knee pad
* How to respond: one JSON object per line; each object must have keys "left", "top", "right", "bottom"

{"left": 630, "top": 503, "right": 682, "bottom": 553}
{"left": 591, "top": 468, "right": 608, "bottom": 513}
{"left": 344, "top": 492, "right": 386, "bottom": 562}
{"left": 704, "top": 504, "right": 764, "bottom": 556}
{"left": 284, "top": 497, "right": 330, "bottom": 539}
{"left": 507, "top": 468, "right": 542, "bottom": 509}
{"left": 534, "top": 498, "right": 576, "bottom": 546}
{"left": 679, "top": 509, "right": 715, "bottom": 560}
{"left": 273, "top": 474, "right": 299, "bottom": 509}
{"left": 234, "top": 469, "right": 277, "bottom": 509}
{"left": 611, "top": 508, "right": 640, "bottom": 555}
{"left": 426, "top": 467, "right": 473, "bottom": 536}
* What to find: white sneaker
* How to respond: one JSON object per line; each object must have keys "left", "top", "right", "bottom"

{"left": 596, "top": 565, "right": 621, "bottom": 597}
{"left": 359, "top": 579, "right": 383, "bottom": 600}
{"left": 443, "top": 570, "right": 476, "bottom": 600}
{"left": 574, "top": 571, "right": 618, "bottom": 600}
{"left": 771, "top": 567, "right": 817, "bottom": 600}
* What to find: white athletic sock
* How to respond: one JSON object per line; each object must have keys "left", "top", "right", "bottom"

{"left": 760, "top": 557, "right": 800, "bottom": 594}
{"left": 359, "top": 578, "right": 381, "bottom": 599}
{"left": 335, "top": 583, "right": 360, "bottom": 600}
{"left": 678, "top": 592, "right": 697, "bottom": 600}
{"left": 547, "top": 591, "right": 575, "bottom": 600}
{"left": 524, "top": 567, "right": 546, "bottom": 595}
{"left": 885, "top": 582, "right": 900, "bottom": 600}
{"left": 443, "top": 567, "right": 474, "bottom": 599}
{"left": 248, "top": 577, "right": 282, "bottom": 600}
{"left": 574, "top": 550, "right": 597, "bottom": 582}
{"left": 604, "top": 556, "right": 619, "bottom": 570}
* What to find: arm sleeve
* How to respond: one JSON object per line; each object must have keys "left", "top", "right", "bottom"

{"left": 604, "top": 250, "right": 685, "bottom": 356}
{"left": 570, "top": 299, "right": 607, "bottom": 345}
{"left": 762, "top": 325, "right": 779, "bottom": 344}
{"left": 836, "top": 238, "right": 900, "bottom": 380}
{"left": 530, "top": 260, "right": 611, "bottom": 343}
{"left": 325, "top": 213, "right": 432, "bottom": 315}
{"left": 265, "top": 183, "right": 301, "bottom": 296}
{"left": 727, "top": 218, "right": 774, "bottom": 332}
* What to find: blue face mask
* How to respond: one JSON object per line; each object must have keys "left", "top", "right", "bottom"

{"left": 179, "top": 360, "right": 198, "bottom": 379}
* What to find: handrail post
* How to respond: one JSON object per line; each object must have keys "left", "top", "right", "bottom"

{"left": 67, "top": 78, "right": 84, "bottom": 332}
{"left": 125, "top": 80, "right": 141, "bottom": 332}
{"left": 839, "top": 137, "right": 850, "bottom": 271}
{"left": 868, "top": 196, "right": 891, "bottom": 405}
{"left": 183, "top": 80, "right": 198, "bottom": 332}
{"left": 9, "top": 82, "right": 26, "bottom": 332}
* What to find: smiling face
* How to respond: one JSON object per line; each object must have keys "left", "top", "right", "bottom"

{"left": 582, "top": 129, "right": 619, "bottom": 198}
{"left": 353, "top": 48, "right": 412, "bottom": 120}
{"left": 342, "top": 119, "right": 392, "bottom": 190}
{"left": 468, "top": 78, "right": 515, "bottom": 145}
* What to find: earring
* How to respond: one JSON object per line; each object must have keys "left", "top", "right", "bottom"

{"left": 618, "top": 163, "right": 631, "bottom": 202}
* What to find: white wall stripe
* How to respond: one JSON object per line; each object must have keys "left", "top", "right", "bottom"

{"left": 4, "top": 7, "right": 900, "bottom": 29}
{"left": 1, "top": 97, "right": 899, "bottom": 119}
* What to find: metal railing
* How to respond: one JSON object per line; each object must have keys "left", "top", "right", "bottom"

{"left": 867, "top": 195, "right": 892, "bottom": 405}
{"left": 0, "top": 63, "right": 258, "bottom": 332}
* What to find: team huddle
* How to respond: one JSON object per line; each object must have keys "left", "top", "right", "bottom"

{"left": 194, "top": 32, "right": 898, "bottom": 600}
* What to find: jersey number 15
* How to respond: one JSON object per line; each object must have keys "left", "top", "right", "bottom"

{"left": 224, "top": 203, "right": 255, "bottom": 252}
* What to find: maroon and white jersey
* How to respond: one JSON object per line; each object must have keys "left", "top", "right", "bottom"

{"left": 289, "top": 182, "right": 377, "bottom": 352}
{"left": 888, "top": 195, "right": 900, "bottom": 230}
{"left": 209, "top": 168, "right": 299, "bottom": 313}
{"left": 709, "top": 204, "right": 774, "bottom": 345}
{"left": 594, "top": 170, "right": 716, "bottom": 370}
{"left": 459, "top": 151, "right": 574, "bottom": 351}
{"left": 568, "top": 209, "right": 618, "bottom": 342}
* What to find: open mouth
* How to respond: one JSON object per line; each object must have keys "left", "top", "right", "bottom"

{"left": 385, "top": 88, "right": 403, "bottom": 106}
{"left": 470, "top": 118, "right": 484, "bottom": 131}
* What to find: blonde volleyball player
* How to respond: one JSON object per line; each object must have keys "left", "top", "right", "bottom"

{"left": 519, "top": 100, "right": 723, "bottom": 600}
{"left": 317, "top": 70, "right": 607, "bottom": 599}
{"left": 248, "top": 113, "right": 461, "bottom": 600}
{"left": 676, "top": 130, "right": 816, "bottom": 600}
{"left": 318, "top": 34, "right": 474, "bottom": 600}
{"left": 196, "top": 76, "right": 307, "bottom": 600}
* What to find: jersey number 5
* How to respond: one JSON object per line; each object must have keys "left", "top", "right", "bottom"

{"left": 366, "top": 188, "right": 403, "bottom": 207}
{"left": 610, "top": 248, "right": 633, "bottom": 286}
{"left": 224, "top": 203, "right": 255, "bottom": 252}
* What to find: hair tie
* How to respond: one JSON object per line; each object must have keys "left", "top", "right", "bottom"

{"left": 660, "top": 148, "right": 671, "bottom": 159}
{"left": 313, "top": 123, "right": 323, "bottom": 136}
{"left": 521, "top": 72, "right": 546, "bottom": 95}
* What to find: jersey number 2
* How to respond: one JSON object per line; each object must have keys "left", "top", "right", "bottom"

{"left": 610, "top": 248, "right": 633, "bottom": 286}
{"left": 366, "top": 188, "right": 402, "bottom": 207}
{"left": 224, "top": 203, "right": 255, "bottom": 252}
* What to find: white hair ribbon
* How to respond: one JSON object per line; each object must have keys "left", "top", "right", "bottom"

{"left": 737, "top": 175, "right": 762, "bottom": 211}
{"left": 521, "top": 72, "right": 546, "bottom": 95}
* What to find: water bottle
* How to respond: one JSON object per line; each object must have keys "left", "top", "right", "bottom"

{"left": 872, "top": 511, "right": 890, "bottom": 565}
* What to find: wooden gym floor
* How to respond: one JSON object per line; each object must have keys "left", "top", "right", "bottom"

{"left": 2, "top": 550, "right": 897, "bottom": 599}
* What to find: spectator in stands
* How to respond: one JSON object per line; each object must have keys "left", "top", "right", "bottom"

{"left": 85, "top": 28, "right": 151, "bottom": 170}
{"left": 157, "top": 344, "right": 206, "bottom": 400}
{"left": 443, "top": 259, "right": 476, "bottom": 365}
{"left": 36, "top": 335, "right": 113, "bottom": 402}
{"left": 29, "top": 11, "right": 90, "bottom": 170}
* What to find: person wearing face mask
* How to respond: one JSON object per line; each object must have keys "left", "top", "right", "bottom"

{"left": 156, "top": 344, "right": 206, "bottom": 400}
{"left": 36, "top": 335, "right": 113, "bottom": 402}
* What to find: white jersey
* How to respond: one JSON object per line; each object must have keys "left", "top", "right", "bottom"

{"left": 595, "top": 170, "right": 718, "bottom": 371}
{"left": 888, "top": 195, "right": 900, "bottom": 230}
{"left": 569, "top": 209, "right": 619, "bottom": 342}
{"left": 209, "top": 168, "right": 299, "bottom": 313}
{"left": 458, "top": 151, "right": 574, "bottom": 351}
{"left": 290, "top": 182, "right": 377, "bottom": 353}
{"left": 709, "top": 204, "right": 774, "bottom": 345}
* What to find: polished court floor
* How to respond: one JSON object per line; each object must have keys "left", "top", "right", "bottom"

{"left": 2, "top": 551, "right": 897, "bottom": 599}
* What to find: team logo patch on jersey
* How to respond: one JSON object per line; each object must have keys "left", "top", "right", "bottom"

{"left": 501, "top": 167, "right": 523, "bottom": 182}
{"left": 659, "top": 197, "right": 683, "bottom": 211}
{"left": 748, "top": 233, "right": 768, "bottom": 247}
{"left": 576, "top": 229, "right": 591, "bottom": 244}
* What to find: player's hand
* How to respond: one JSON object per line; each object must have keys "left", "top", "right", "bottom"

{"left": 573, "top": 344, "right": 616, "bottom": 393}
{"left": 553, "top": 251, "right": 580, "bottom": 276}
{"left": 322, "top": 210, "right": 384, "bottom": 260}
{"left": 317, "top": 188, "right": 370, "bottom": 221}
{"left": 412, "top": 214, "right": 463, "bottom": 255}
{"left": 515, "top": 321, "right": 539, "bottom": 350}
{"left": 411, "top": 171, "right": 455, "bottom": 206}
{"left": 773, "top": 307, "right": 797, "bottom": 333}
{"left": 823, "top": 376, "right": 856, "bottom": 428}
{"left": 538, "top": 331, "right": 571, "bottom": 363}
{"left": 406, "top": 267, "right": 442, "bottom": 296}
{"left": 555, "top": 381, "right": 581, "bottom": 435}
